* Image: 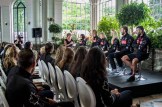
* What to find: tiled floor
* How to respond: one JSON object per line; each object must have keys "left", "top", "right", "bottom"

{"left": 133, "top": 93, "right": 162, "bottom": 107}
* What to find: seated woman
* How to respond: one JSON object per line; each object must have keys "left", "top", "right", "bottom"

{"left": 99, "top": 33, "right": 109, "bottom": 52}
{"left": 14, "top": 35, "right": 23, "bottom": 50}
{"left": 55, "top": 45, "right": 65, "bottom": 65}
{"left": 70, "top": 46, "right": 87, "bottom": 78}
{"left": 3, "top": 45, "right": 20, "bottom": 75}
{"left": 78, "top": 34, "right": 87, "bottom": 46}
{"left": 40, "top": 42, "right": 55, "bottom": 67}
{"left": 64, "top": 33, "right": 74, "bottom": 48}
{"left": 91, "top": 30, "right": 100, "bottom": 47}
{"left": 81, "top": 47, "right": 132, "bottom": 107}
{"left": 57, "top": 47, "right": 74, "bottom": 72}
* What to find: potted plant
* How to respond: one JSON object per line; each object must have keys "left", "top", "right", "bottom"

{"left": 116, "top": 2, "right": 151, "bottom": 33}
{"left": 49, "top": 23, "right": 63, "bottom": 46}
{"left": 98, "top": 16, "right": 119, "bottom": 42}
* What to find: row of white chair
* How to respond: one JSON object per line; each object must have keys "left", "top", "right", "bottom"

{"left": 38, "top": 60, "right": 96, "bottom": 107}
{"left": 0, "top": 65, "right": 9, "bottom": 107}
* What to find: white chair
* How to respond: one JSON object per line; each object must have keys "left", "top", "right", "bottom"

{"left": 0, "top": 77, "right": 6, "bottom": 90}
{"left": 0, "top": 87, "right": 9, "bottom": 107}
{"left": 64, "top": 70, "right": 79, "bottom": 107}
{"left": 38, "top": 60, "right": 44, "bottom": 79}
{"left": 48, "top": 62, "right": 60, "bottom": 100}
{"left": 76, "top": 77, "right": 96, "bottom": 107}
{"left": 0, "top": 66, "right": 7, "bottom": 84}
{"left": 55, "top": 66, "right": 68, "bottom": 101}
{"left": 41, "top": 60, "right": 51, "bottom": 86}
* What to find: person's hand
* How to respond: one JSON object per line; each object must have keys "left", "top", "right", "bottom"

{"left": 46, "top": 98, "right": 56, "bottom": 105}
{"left": 111, "top": 89, "right": 120, "bottom": 96}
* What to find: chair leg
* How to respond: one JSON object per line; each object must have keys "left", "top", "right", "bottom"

{"left": 136, "top": 62, "right": 146, "bottom": 81}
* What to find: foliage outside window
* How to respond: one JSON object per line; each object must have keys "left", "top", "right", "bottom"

{"left": 99, "top": 0, "right": 116, "bottom": 21}
{"left": 62, "top": 0, "right": 90, "bottom": 31}
{"left": 13, "top": 0, "right": 26, "bottom": 40}
{"left": 130, "top": 0, "right": 162, "bottom": 20}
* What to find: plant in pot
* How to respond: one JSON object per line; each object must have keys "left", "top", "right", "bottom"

{"left": 116, "top": 2, "right": 151, "bottom": 34}
{"left": 98, "top": 16, "right": 119, "bottom": 43}
{"left": 49, "top": 23, "right": 63, "bottom": 46}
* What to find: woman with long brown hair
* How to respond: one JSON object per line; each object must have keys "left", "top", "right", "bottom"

{"left": 81, "top": 47, "right": 132, "bottom": 107}
{"left": 70, "top": 46, "right": 87, "bottom": 78}
{"left": 3, "top": 45, "right": 20, "bottom": 75}
{"left": 58, "top": 47, "right": 74, "bottom": 71}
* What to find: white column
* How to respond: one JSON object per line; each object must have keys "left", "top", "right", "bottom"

{"left": 47, "top": 0, "right": 55, "bottom": 41}
{"left": 1, "top": 6, "right": 11, "bottom": 42}
{"left": 42, "top": 0, "right": 48, "bottom": 42}
{"left": 54, "top": 0, "right": 62, "bottom": 25}
{"left": 90, "top": 0, "right": 98, "bottom": 30}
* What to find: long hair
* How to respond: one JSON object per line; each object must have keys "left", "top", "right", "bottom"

{"left": 81, "top": 47, "right": 107, "bottom": 85}
{"left": 3, "top": 45, "right": 19, "bottom": 70}
{"left": 55, "top": 45, "right": 65, "bottom": 65}
{"left": 58, "top": 47, "right": 74, "bottom": 70}
{"left": 70, "top": 46, "right": 87, "bottom": 77}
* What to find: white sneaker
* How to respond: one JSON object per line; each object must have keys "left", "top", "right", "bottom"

{"left": 117, "top": 67, "right": 125, "bottom": 72}
{"left": 110, "top": 69, "right": 119, "bottom": 75}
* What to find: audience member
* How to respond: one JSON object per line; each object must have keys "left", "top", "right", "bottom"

{"left": 55, "top": 45, "right": 65, "bottom": 65}
{"left": 58, "top": 47, "right": 74, "bottom": 71}
{"left": 81, "top": 47, "right": 132, "bottom": 107}
{"left": 70, "top": 46, "right": 87, "bottom": 78}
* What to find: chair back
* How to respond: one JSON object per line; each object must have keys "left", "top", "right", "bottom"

{"left": 48, "top": 62, "right": 59, "bottom": 91}
{"left": 0, "top": 87, "right": 9, "bottom": 107}
{"left": 64, "top": 70, "right": 77, "bottom": 100}
{"left": 0, "top": 66, "right": 7, "bottom": 84}
{"left": 55, "top": 66, "right": 67, "bottom": 100}
{"left": 0, "top": 77, "right": 6, "bottom": 90}
{"left": 38, "top": 60, "right": 43, "bottom": 78}
{"left": 41, "top": 60, "right": 51, "bottom": 86}
{"left": 76, "top": 77, "right": 96, "bottom": 107}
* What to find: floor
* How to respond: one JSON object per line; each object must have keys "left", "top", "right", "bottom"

{"left": 133, "top": 93, "right": 162, "bottom": 107}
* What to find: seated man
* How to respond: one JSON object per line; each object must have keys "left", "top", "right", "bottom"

{"left": 122, "top": 26, "right": 151, "bottom": 82}
{"left": 6, "top": 49, "right": 74, "bottom": 107}
{"left": 109, "top": 26, "right": 134, "bottom": 73}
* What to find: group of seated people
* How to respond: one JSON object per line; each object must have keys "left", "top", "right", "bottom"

{"left": 0, "top": 25, "right": 150, "bottom": 107}
{"left": 64, "top": 26, "right": 151, "bottom": 82}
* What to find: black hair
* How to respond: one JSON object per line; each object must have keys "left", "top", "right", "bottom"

{"left": 80, "top": 34, "right": 85, "bottom": 39}
{"left": 122, "top": 26, "right": 128, "bottom": 33}
{"left": 81, "top": 47, "right": 107, "bottom": 85}
{"left": 18, "top": 49, "right": 35, "bottom": 69}
{"left": 24, "top": 41, "right": 31, "bottom": 49}
{"left": 137, "top": 26, "right": 144, "bottom": 32}
{"left": 45, "top": 42, "right": 53, "bottom": 54}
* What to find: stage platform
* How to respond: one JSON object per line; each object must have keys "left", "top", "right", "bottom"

{"left": 108, "top": 69, "right": 162, "bottom": 98}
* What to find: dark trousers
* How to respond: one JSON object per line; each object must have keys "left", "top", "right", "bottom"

{"left": 113, "top": 90, "right": 132, "bottom": 107}
{"left": 109, "top": 50, "right": 131, "bottom": 69}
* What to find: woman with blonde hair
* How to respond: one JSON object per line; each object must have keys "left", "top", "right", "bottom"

{"left": 3, "top": 45, "right": 20, "bottom": 75}
{"left": 58, "top": 47, "right": 74, "bottom": 71}
{"left": 55, "top": 45, "right": 65, "bottom": 65}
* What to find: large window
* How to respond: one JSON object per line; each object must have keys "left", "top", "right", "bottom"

{"left": 62, "top": 0, "right": 90, "bottom": 35}
{"left": 130, "top": 0, "right": 162, "bottom": 20}
{"left": 99, "top": 0, "right": 116, "bottom": 21}
{"left": 13, "top": 0, "right": 26, "bottom": 41}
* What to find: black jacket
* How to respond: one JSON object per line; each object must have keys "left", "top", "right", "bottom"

{"left": 6, "top": 67, "right": 42, "bottom": 107}
{"left": 110, "top": 38, "right": 120, "bottom": 52}
{"left": 91, "top": 35, "right": 100, "bottom": 47}
{"left": 79, "top": 39, "right": 87, "bottom": 46}
{"left": 133, "top": 33, "right": 151, "bottom": 55}
{"left": 120, "top": 33, "right": 134, "bottom": 52}
{"left": 88, "top": 79, "right": 116, "bottom": 107}
{"left": 99, "top": 38, "right": 109, "bottom": 51}
{"left": 40, "top": 53, "right": 55, "bottom": 67}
